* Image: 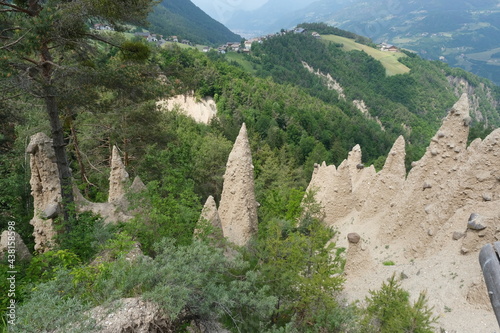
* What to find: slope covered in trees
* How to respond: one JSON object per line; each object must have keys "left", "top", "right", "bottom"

{"left": 245, "top": 31, "right": 499, "bottom": 166}
{"left": 148, "top": 0, "right": 242, "bottom": 45}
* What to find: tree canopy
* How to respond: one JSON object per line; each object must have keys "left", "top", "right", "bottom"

{"left": 0, "top": 0, "right": 155, "bottom": 223}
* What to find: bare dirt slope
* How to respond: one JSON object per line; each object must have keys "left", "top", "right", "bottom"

{"left": 156, "top": 93, "right": 217, "bottom": 124}
{"left": 308, "top": 94, "right": 500, "bottom": 332}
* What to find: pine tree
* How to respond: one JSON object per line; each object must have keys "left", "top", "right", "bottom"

{"left": 0, "top": 0, "right": 154, "bottom": 224}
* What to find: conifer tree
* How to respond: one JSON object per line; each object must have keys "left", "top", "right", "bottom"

{"left": 0, "top": 0, "right": 154, "bottom": 224}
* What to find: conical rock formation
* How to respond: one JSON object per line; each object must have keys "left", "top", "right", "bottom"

{"left": 306, "top": 94, "right": 500, "bottom": 331}
{"left": 27, "top": 132, "right": 62, "bottom": 252}
{"left": 0, "top": 230, "right": 32, "bottom": 261}
{"left": 25, "top": 133, "right": 144, "bottom": 252}
{"left": 218, "top": 123, "right": 258, "bottom": 246}
{"left": 108, "top": 146, "right": 129, "bottom": 204}
{"left": 195, "top": 195, "right": 223, "bottom": 240}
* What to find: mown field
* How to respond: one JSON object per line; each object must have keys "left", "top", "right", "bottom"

{"left": 321, "top": 35, "right": 410, "bottom": 76}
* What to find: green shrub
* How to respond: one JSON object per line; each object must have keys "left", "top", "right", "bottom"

{"left": 9, "top": 270, "right": 96, "bottom": 333}
{"left": 251, "top": 191, "right": 347, "bottom": 331}
{"left": 55, "top": 211, "right": 114, "bottom": 262}
{"left": 25, "top": 249, "right": 81, "bottom": 283}
{"left": 361, "top": 274, "right": 437, "bottom": 333}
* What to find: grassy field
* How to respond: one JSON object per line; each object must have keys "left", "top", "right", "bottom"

{"left": 224, "top": 52, "right": 259, "bottom": 74}
{"left": 321, "top": 35, "right": 410, "bottom": 76}
{"left": 467, "top": 47, "right": 500, "bottom": 66}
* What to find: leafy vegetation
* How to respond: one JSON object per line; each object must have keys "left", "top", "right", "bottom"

{"left": 0, "top": 7, "right": 495, "bottom": 330}
{"left": 361, "top": 275, "right": 437, "bottom": 332}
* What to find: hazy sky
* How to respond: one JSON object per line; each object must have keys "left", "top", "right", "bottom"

{"left": 191, "top": 0, "right": 269, "bottom": 23}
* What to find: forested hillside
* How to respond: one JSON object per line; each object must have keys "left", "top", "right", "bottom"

{"left": 1, "top": 3, "right": 499, "bottom": 330}
{"left": 244, "top": 28, "right": 499, "bottom": 166}
{"left": 148, "top": 0, "right": 242, "bottom": 45}
{"left": 225, "top": 0, "right": 500, "bottom": 86}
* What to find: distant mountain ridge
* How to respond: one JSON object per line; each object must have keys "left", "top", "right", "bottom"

{"left": 148, "top": 0, "right": 241, "bottom": 45}
{"left": 225, "top": 0, "right": 500, "bottom": 85}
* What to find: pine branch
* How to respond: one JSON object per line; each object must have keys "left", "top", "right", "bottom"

{"left": 0, "top": 28, "right": 32, "bottom": 50}
{"left": 0, "top": 1, "right": 36, "bottom": 16}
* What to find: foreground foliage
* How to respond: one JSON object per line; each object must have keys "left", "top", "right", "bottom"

{"left": 361, "top": 275, "right": 437, "bottom": 333}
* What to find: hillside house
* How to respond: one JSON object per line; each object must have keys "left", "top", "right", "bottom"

{"left": 244, "top": 40, "right": 252, "bottom": 51}
{"left": 312, "top": 31, "right": 321, "bottom": 38}
{"left": 170, "top": 36, "right": 178, "bottom": 43}
{"left": 147, "top": 34, "right": 158, "bottom": 43}
{"left": 294, "top": 28, "right": 306, "bottom": 34}
{"left": 380, "top": 43, "right": 398, "bottom": 52}
{"left": 135, "top": 32, "right": 150, "bottom": 38}
{"left": 202, "top": 46, "right": 210, "bottom": 53}
{"left": 94, "top": 24, "right": 113, "bottom": 31}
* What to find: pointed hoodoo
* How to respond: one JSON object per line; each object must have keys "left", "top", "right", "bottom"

{"left": 380, "top": 135, "right": 406, "bottom": 179}
{"left": 108, "top": 146, "right": 129, "bottom": 204}
{"left": 195, "top": 195, "right": 223, "bottom": 240}
{"left": 361, "top": 135, "right": 406, "bottom": 217}
{"left": 27, "top": 132, "right": 62, "bottom": 252}
{"left": 218, "top": 123, "right": 258, "bottom": 246}
{"left": 26, "top": 134, "right": 143, "bottom": 252}
{"left": 130, "top": 176, "right": 146, "bottom": 193}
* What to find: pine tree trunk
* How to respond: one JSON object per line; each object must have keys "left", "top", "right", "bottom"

{"left": 40, "top": 42, "right": 75, "bottom": 228}
{"left": 44, "top": 84, "right": 75, "bottom": 227}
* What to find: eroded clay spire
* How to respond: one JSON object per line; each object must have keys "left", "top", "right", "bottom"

{"left": 218, "top": 123, "right": 258, "bottom": 246}
{"left": 108, "top": 146, "right": 129, "bottom": 204}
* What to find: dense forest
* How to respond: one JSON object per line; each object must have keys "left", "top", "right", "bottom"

{"left": 1, "top": 1, "right": 498, "bottom": 331}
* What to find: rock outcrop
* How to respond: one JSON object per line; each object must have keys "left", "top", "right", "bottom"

{"left": 88, "top": 298, "right": 173, "bottom": 333}
{"left": 306, "top": 94, "right": 500, "bottom": 331}
{"left": 26, "top": 133, "right": 145, "bottom": 252}
{"left": 108, "top": 146, "right": 129, "bottom": 205}
{"left": 157, "top": 93, "right": 217, "bottom": 124}
{"left": 0, "top": 230, "right": 32, "bottom": 261}
{"left": 26, "top": 132, "right": 62, "bottom": 252}
{"left": 218, "top": 123, "right": 258, "bottom": 247}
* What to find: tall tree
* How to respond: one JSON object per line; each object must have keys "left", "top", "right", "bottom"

{"left": 0, "top": 0, "right": 154, "bottom": 224}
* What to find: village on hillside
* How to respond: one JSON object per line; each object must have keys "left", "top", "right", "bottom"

{"left": 93, "top": 23, "right": 400, "bottom": 55}
{"left": 130, "top": 27, "right": 324, "bottom": 54}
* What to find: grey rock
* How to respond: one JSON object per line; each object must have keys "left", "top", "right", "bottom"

{"left": 0, "top": 230, "right": 32, "bottom": 261}
{"left": 347, "top": 232, "right": 361, "bottom": 244}
{"left": 463, "top": 116, "right": 472, "bottom": 126}
{"left": 42, "top": 203, "right": 59, "bottom": 219}
{"left": 482, "top": 193, "right": 492, "bottom": 201}
{"left": 452, "top": 231, "right": 465, "bottom": 240}
{"left": 467, "top": 213, "right": 487, "bottom": 230}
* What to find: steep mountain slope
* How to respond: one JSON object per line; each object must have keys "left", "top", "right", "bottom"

{"left": 148, "top": 0, "right": 241, "bottom": 45}
{"left": 322, "top": 0, "right": 500, "bottom": 85}
{"left": 244, "top": 31, "right": 499, "bottom": 165}
{"left": 226, "top": 0, "right": 500, "bottom": 85}
{"left": 308, "top": 94, "right": 500, "bottom": 331}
